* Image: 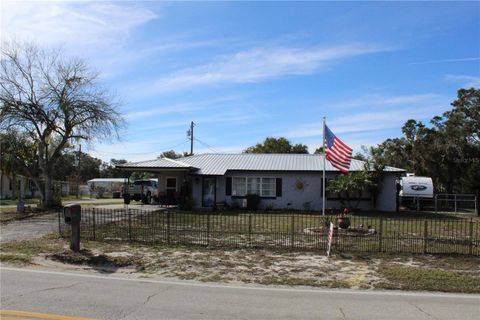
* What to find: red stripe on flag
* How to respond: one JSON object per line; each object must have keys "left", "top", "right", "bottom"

{"left": 328, "top": 151, "right": 351, "bottom": 166}
{"left": 324, "top": 127, "right": 353, "bottom": 172}
{"left": 326, "top": 153, "right": 350, "bottom": 172}
{"left": 334, "top": 137, "right": 353, "bottom": 152}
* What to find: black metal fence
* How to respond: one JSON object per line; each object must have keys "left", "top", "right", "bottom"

{"left": 59, "top": 208, "right": 480, "bottom": 255}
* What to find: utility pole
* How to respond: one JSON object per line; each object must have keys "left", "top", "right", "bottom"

{"left": 187, "top": 121, "right": 195, "bottom": 156}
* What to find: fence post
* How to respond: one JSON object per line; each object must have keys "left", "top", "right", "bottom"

{"left": 469, "top": 218, "right": 474, "bottom": 255}
{"left": 434, "top": 195, "right": 438, "bottom": 214}
{"left": 423, "top": 219, "right": 428, "bottom": 254}
{"left": 207, "top": 212, "right": 211, "bottom": 246}
{"left": 291, "top": 215, "right": 295, "bottom": 249}
{"left": 128, "top": 208, "right": 132, "bottom": 242}
{"left": 58, "top": 211, "right": 61, "bottom": 236}
{"left": 474, "top": 194, "right": 478, "bottom": 216}
{"left": 248, "top": 214, "right": 252, "bottom": 247}
{"left": 92, "top": 208, "right": 96, "bottom": 241}
{"left": 378, "top": 217, "right": 383, "bottom": 252}
{"left": 166, "top": 210, "right": 171, "bottom": 244}
{"left": 454, "top": 194, "right": 457, "bottom": 213}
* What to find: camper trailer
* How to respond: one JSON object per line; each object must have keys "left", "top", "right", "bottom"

{"left": 399, "top": 176, "right": 434, "bottom": 198}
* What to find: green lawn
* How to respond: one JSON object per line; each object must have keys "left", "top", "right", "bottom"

{"left": 68, "top": 209, "right": 479, "bottom": 256}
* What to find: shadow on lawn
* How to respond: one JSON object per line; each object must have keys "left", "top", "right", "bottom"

{"left": 48, "top": 249, "right": 143, "bottom": 274}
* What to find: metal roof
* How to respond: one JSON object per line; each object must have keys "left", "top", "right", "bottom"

{"left": 117, "top": 157, "right": 194, "bottom": 170}
{"left": 118, "top": 153, "right": 405, "bottom": 175}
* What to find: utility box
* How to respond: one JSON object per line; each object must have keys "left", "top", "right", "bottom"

{"left": 64, "top": 204, "right": 81, "bottom": 224}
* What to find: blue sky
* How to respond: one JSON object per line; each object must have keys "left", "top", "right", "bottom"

{"left": 3, "top": 1, "right": 480, "bottom": 162}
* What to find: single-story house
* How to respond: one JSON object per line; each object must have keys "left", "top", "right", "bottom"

{"left": 117, "top": 153, "right": 405, "bottom": 212}
{"left": 0, "top": 171, "right": 70, "bottom": 200}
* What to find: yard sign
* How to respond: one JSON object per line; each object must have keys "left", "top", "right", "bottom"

{"left": 326, "top": 222, "right": 334, "bottom": 257}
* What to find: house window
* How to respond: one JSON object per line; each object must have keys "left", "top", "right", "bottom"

{"left": 247, "top": 177, "right": 261, "bottom": 195}
{"left": 261, "top": 178, "right": 275, "bottom": 197}
{"left": 232, "top": 177, "right": 246, "bottom": 196}
{"left": 232, "top": 177, "right": 276, "bottom": 197}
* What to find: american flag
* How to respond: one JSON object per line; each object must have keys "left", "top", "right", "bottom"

{"left": 324, "top": 125, "right": 353, "bottom": 173}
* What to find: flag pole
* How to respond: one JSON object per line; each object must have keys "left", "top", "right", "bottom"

{"left": 322, "top": 117, "right": 326, "bottom": 216}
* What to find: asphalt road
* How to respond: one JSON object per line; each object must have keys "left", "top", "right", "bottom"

{"left": 1, "top": 267, "right": 479, "bottom": 320}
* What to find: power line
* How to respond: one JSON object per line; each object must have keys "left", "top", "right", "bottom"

{"left": 193, "top": 137, "right": 224, "bottom": 153}
{"left": 89, "top": 139, "right": 190, "bottom": 156}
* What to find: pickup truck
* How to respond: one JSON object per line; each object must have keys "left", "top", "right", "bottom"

{"left": 122, "top": 179, "right": 158, "bottom": 205}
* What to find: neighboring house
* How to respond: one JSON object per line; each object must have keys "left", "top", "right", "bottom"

{"left": 0, "top": 171, "right": 70, "bottom": 200}
{"left": 117, "top": 154, "right": 405, "bottom": 212}
{"left": 0, "top": 171, "right": 30, "bottom": 199}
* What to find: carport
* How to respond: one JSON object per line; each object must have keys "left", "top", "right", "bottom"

{"left": 116, "top": 158, "right": 197, "bottom": 205}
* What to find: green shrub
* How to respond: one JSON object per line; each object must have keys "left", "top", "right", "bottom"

{"left": 178, "top": 196, "right": 195, "bottom": 210}
{"left": 51, "top": 185, "right": 63, "bottom": 208}
{"left": 95, "top": 186, "right": 106, "bottom": 199}
{"left": 246, "top": 194, "right": 261, "bottom": 211}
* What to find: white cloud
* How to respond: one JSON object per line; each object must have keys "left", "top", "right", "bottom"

{"left": 136, "top": 107, "right": 259, "bottom": 133}
{"left": 284, "top": 93, "right": 449, "bottom": 139}
{"left": 409, "top": 57, "right": 480, "bottom": 65}
{"left": 444, "top": 74, "right": 480, "bottom": 88}
{"left": 326, "top": 93, "right": 444, "bottom": 109}
{"left": 136, "top": 43, "right": 391, "bottom": 95}
{"left": 87, "top": 136, "right": 190, "bottom": 162}
{"left": 124, "top": 95, "right": 243, "bottom": 120}
{"left": 1, "top": 1, "right": 157, "bottom": 53}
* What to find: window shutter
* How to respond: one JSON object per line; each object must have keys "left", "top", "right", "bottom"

{"left": 276, "top": 178, "right": 282, "bottom": 197}
{"left": 226, "top": 177, "right": 232, "bottom": 196}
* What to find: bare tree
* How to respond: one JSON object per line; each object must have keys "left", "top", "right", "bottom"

{"left": 0, "top": 42, "right": 124, "bottom": 208}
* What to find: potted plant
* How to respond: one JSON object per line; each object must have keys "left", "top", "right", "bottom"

{"left": 337, "top": 208, "right": 351, "bottom": 229}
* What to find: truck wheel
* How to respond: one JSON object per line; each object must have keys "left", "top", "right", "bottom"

{"left": 124, "top": 195, "right": 131, "bottom": 205}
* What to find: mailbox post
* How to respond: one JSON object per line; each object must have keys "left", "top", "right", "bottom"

{"left": 63, "top": 204, "right": 81, "bottom": 252}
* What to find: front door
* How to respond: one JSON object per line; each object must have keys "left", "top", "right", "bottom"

{"left": 202, "top": 177, "right": 216, "bottom": 207}
{"left": 166, "top": 178, "right": 177, "bottom": 205}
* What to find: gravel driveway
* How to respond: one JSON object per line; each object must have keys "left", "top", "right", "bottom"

{"left": 0, "top": 213, "right": 59, "bottom": 243}
{"left": 0, "top": 203, "right": 163, "bottom": 243}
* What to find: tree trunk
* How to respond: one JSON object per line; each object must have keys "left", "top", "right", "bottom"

{"left": 39, "top": 143, "right": 54, "bottom": 209}
{"left": 10, "top": 174, "right": 18, "bottom": 200}
{"left": 43, "top": 171, "right": 53, "bottom": 209}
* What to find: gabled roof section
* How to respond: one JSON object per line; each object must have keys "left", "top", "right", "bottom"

{"left": 117, "top": 154, "right": 405, "bottom": 175}
{"left": 117, "top": 157, "right": 194, "bottom": 170}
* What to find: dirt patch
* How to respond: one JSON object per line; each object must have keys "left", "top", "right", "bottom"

{"left": 2, "top": 235, "right": 479, "bottom": 293}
